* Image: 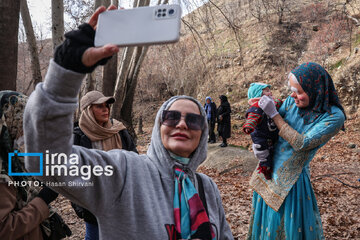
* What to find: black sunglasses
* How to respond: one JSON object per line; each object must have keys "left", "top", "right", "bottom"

{"left": 161, "top": 110, "right": 205, "bottom": 130}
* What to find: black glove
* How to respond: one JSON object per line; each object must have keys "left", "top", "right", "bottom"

{"left": 41, "top": 212, "right": 72, "bottom": 240}
{"left": 54, "top": 23, "right": 111, "bottom": 74}
{"left": 38, "top": 187, "right": 59, "bottom": 205}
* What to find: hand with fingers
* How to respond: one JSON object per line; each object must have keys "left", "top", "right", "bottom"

{"left": 54, "top": 5, "right": 120, "bottom": 73}
{"left": 244, "top": 127, "right": 252, "bottom": 134}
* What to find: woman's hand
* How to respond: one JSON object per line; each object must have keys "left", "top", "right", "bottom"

{"left": 258, "top": 95, "right": 279, "bottom": 119}
{"left": 54, "top": 5, "right": 119, "bottom": 73}
{"left": 82, "top": 5, "right": 119, "bottom": 67}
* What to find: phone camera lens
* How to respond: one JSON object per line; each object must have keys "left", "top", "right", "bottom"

{"left": 168, "top": 9, "right": 175, "bottom": 15}
{"left": 157, "top": 13, "right": 162, "bottom": 17}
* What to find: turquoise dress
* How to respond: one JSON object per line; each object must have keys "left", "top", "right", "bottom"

{"left": 247, "top": 96, "right": 345, "bottom": 240}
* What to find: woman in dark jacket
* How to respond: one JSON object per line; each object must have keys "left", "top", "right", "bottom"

{"left": 204, "top": 96, "right": 217, "bottom": 143}
{"left": 0, "top": 91, "right": 61, "bottom": 240}
{"left": 72, "top": 90, "right": 137, "bottom": 240}
{"left": 217, "top": 95, "right": 232, "bottom": 147}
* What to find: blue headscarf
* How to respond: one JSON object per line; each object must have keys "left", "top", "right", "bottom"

{"left": 247, "top": 83, "right": 271, "bottom": 99}
{"left": 291, "top": 62, "right": 346, "bottom": 125}
{"left": 204, "top": 96, "right": 212, "bottom": 120}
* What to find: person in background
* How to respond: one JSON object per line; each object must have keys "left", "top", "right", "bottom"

{"left": 247, "top": 62, "right": 346, "bottom": 239}
{"left": 242, "top": 83, "right": 282, "bottom": 179}
{"left": 72, "top": 90, "right": 137, "bottom": 240}
{"left": 204, "top": 96, "right": 217, "bottom": 143}
{"left": 0, "top": 91, "right": 59, "bottom": 240}
{"left": 24, "top": 6, "right": 234, "bottom": 239}
{"left": 217, "top": 95, "right": 231, "bottom": 147}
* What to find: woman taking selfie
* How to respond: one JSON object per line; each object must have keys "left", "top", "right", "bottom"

{"left": 24, "top": 6, "right": 233, "bottom": 240}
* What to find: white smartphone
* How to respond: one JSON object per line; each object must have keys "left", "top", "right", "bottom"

{"left": 94, "top": 4, "right": 182, "bottom": 47}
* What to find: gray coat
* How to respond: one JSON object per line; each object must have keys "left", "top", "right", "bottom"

{"left": 24, "top": 60, "right": 234, "bottom": 239}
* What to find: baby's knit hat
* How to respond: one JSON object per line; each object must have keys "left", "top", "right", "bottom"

{"left": 247, "top": 82, "right": 271, "bottom": 99}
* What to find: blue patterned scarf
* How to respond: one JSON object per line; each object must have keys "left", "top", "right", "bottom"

{"left": 173, "top": 166, "right": 215, "bottom": 239}
{"left": 291, "top": 62, "right": 346, "bottom": 125}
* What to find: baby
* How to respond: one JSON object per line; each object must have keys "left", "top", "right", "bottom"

{"left": 243, "top": 83, "right": 282, "bottom": 179}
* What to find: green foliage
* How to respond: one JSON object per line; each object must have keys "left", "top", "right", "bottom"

{"left": 329, "top": 58, "right": 344, "bottom": 71}
{"left": 354, "top": 33, "right": 360, "bottom": 46}
{"left": 228, "top": 144, "right": 248, "bottom": 149}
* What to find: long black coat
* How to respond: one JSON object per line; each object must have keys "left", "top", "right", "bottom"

{"left": 217, "top": 96, "right": 231, "bottom": 139}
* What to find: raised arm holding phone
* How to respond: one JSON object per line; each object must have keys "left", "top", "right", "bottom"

{"left": 24, "top": 6, "right": 233, "bottom": 240}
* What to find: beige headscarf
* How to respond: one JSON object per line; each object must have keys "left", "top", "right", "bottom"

{"left": 79, "top": 106, "right": 126, "bottom": 151}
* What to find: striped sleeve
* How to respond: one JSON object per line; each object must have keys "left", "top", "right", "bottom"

{"left": 274, "top": 98, "right": 283, "bottom": 110}
{"left": 243, "top": 112, "right": 262, "bottom": 134}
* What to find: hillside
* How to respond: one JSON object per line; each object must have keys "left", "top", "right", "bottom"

{"left": 134, "top": 0, "right": 360, "bottom": 124}
{"left": 16, "top": 0, "right": 360, "bottom": 122}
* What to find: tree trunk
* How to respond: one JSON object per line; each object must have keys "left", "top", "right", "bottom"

{"left": 102, "top": 53, "right": 118, "bottom": 96}
{"left": 51, "top": 0, "right": 64, "bottom": 50}
{"left": 20, "top": 0, "right": 42, "bottom": 89}
{"left": 137, "top": 115, "right": 143, "bottom": 134}
{"left": 84, "top": 0, "right": 103, "bottom": 94}
{"left": 110, "top": 0, "right": 150, "bottom": 139}
{"left": 102, "top": 0, "right": 118, "bottom": 96}
{"left": 95, "top": 0, "right": 103, "bottom": 9}
{"left": 111, "top": 47, "right": 136, "bottom": 119}
{"left": 111, "top": 0, "right": 118, "bottom": 6}
{"left": 103, "top": 0, "right": 111, "bottom": 6}
{"left": 0, "top": 0, "right": 20, "bottom": 91}
{"left": 118, "top": 46, "right": 148, "bottom": 139}
{"left": 86, "top": 72, "right": 96, "bottom": 92}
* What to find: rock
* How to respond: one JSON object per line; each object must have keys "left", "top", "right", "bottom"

{"left": 280, "top": 93, "right": 288, "bottom": 99}
{"left": 202, "top": 144, "right": 257, "bottom": 173}
{"left": 234, "top": 56, "right": 242, "bottom": 63}
{"left": 234, "top": 113, "right": 244, "bottom": 120}
{"left": 332, "top": 41, "right": 342, "bottom": 51}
